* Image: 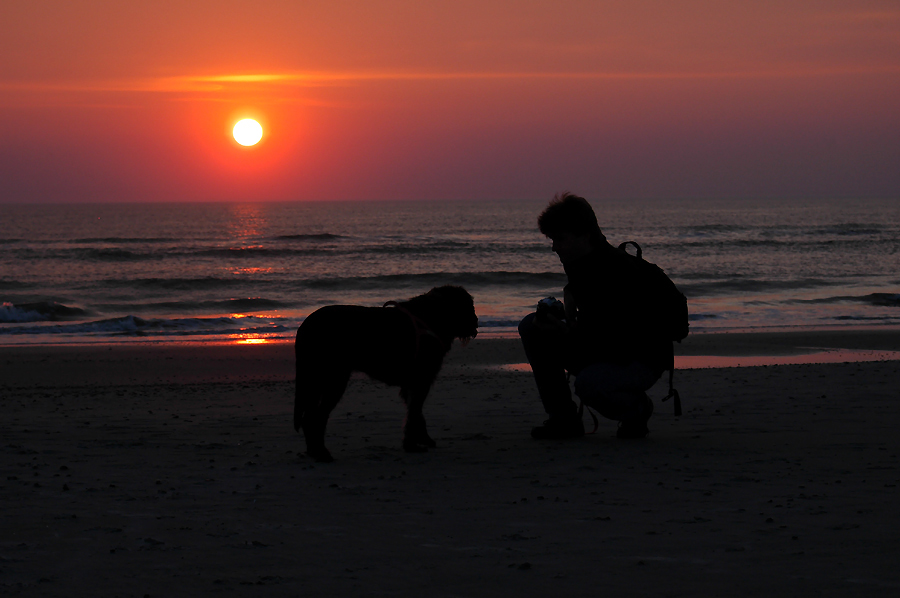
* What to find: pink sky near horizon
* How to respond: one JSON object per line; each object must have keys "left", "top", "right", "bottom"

{"left": 2, "top": 1, "right": 899, "bottom": 203}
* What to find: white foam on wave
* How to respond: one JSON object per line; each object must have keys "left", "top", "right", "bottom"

{"left": 0, "top": 313, "right": 291, "bottom": 338}
{"left": 0, "top": 302, "right": 47, "bottom": 323}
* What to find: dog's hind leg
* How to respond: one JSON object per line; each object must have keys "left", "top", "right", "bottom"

{"left": 302, "top": 369, "right": 350, "bottom": 463}
{"left": 400, "top": 385, "right": 437, "bottom": 452}
{"left": 295, "top": 375, "right": 325, "bottom": 461}
{"left": 294, "top": 356, "right": 319, "bottom": 433}
{"left": 295, "top": 352, "right": 338, "bottom": 462}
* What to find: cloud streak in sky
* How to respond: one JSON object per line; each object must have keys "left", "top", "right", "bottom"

{"left": 5, "top": 62, "right": 900, "bottom": 96}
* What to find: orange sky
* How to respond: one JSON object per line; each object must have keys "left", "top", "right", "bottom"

{"left": 2, "top": 1, "right": 898, "bottom": 202}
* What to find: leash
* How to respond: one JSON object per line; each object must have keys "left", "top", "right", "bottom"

{"left": 577, "top": 400, "right": 600, "bottom": 434}
{"left": 565, "top": 371, "right": 599, "bottom": 434}
{"left": 661, "top": 368, "right": 682, "bottom": 416}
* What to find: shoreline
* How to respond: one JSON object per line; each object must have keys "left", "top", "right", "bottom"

{"left": 2, "top": 321, "right": 899, "bottom": 346}
{"left": 2, "top": 327, "right": 898, "bottom": 389}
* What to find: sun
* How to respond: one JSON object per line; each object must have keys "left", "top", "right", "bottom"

{"left": 233, "top": 118, "right": 263, "bottom": 146}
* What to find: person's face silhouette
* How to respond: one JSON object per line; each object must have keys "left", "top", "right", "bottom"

{"left": 550, "top": 231, "right": 592, "bottom": 264}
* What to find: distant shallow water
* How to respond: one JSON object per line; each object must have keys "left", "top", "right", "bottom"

{"left": 2, "top": 198, "right": 898, "bottom": 345}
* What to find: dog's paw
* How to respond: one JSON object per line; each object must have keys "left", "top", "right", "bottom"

{"left": 307, "top": 446, "right": 334, "bottom": 463}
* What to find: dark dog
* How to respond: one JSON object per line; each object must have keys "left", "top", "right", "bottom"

{"left": 294, "top": 285, "right": 478, "bottom": 462}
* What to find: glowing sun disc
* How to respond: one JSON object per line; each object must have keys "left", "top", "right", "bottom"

{"left": 233, "top": 119, "right": 263, "bottom": 146}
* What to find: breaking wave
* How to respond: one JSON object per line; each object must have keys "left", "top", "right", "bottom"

{"left": 0, "top": 301, "right": 87, "bottom": 323}
{"left": 0, "top": 314, "right": 291, "bottom": 337}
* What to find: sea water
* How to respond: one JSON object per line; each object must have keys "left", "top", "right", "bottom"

{"left": 1, "top": 198, "right": 898, "bottom": 344}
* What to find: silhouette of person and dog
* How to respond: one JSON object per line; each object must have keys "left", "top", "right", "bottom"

{"left": 294, "top": 192, "right": 686, "bottom": 461}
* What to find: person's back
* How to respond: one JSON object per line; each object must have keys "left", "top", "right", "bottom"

{"left": 563, "top": 241, "right": 672, "bottom": 373}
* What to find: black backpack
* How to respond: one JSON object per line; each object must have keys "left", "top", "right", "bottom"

{"left": 619, "top": 240, "right": 689, "bottom": 415}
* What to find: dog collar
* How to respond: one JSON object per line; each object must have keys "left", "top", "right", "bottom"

{"left": 383, "top": 301, "right": 450, "bottom": 354}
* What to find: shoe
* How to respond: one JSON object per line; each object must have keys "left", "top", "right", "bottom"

{"left": 616, "top": 393, "right": 653, "bottom": 439}
{"left": 531, "top": 415, "right": 585, "bottom": 440}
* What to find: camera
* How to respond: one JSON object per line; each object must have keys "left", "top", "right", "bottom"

{"left": 535, "top": 296, "right": 565, "bottom": 321}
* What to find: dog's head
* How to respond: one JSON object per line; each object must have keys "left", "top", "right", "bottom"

{"left": 413, "top": 285, "right": 478, "bottom": 345}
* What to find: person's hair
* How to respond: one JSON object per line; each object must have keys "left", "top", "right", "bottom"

{"left": 537, "top": 192, "right": 605, "bottom": 244}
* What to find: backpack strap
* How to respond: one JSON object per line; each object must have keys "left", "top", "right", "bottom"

{"left": 618, "top": 241, "right": 643, "bottom": 260}
{"left": 661, "top": 368, "right": 682, "bottom": 416}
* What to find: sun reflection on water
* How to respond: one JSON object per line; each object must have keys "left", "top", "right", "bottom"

{"left": 231, "top": 267, "right": 274, "bottom": 275}
{"left": 228, "top": 203, "right": 266, "bottom": 240}
{"left": 233, "top": 336, "right": 270, "bottom": 345}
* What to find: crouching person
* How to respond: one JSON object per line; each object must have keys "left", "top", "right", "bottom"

{"left": 519, "top": 193, "right": 676, "bottom": 439}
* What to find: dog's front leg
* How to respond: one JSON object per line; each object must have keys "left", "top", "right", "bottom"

{"left": 400, "top": 386, "right": 437, "bottom": 452}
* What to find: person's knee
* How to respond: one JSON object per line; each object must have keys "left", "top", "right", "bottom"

{"left": 518, "top": 312, "right": 538, "bottom": 337}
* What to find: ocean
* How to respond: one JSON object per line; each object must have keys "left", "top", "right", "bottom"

{"left": 1, "top": 198, "right": 898, "bottom": 345}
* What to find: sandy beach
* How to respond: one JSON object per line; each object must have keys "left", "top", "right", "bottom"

{"left": 2, "top": 329, "right": 900, "bottom": 597}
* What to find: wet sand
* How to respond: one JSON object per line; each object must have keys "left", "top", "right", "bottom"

{"left": 2, "top": 329, "right": 900, "bottom": 596}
